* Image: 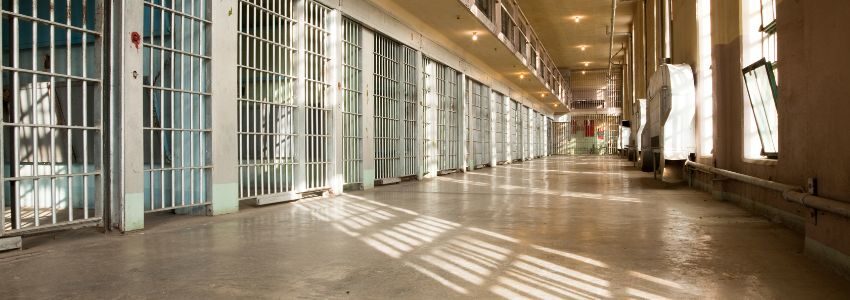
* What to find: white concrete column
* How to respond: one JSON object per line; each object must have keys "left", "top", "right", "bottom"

{"left": 328, "top": 9, "right": 344, "bottom": 194}
{"left": 415, "top": 45, "right": 426, "bottom": 180}
{"left": 459, "top": 74, "right": 469, "bottom": 171}
{"left": 504, "top": 94, "right": 512, "bottom": 163}
{"left": 116, "top": 0, "right": 145, "bottom": 231}
{"left": 489, "top": 89, "right": 497, "bottom": 166}
{"left": 423, "top": 59, "right": 439, "bottom": 178}
{"left": 294, "top": 0, "right": 307, "bottom": 193}
{"left": 209, "top": 0, "right": 239, "bottom": 216}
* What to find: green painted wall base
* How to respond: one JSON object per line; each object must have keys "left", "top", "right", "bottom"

{"left": 123, "top": 192, "right": 145, "bottom": 232}
{"left": 211, "top": 182, "right": 239, "bottom": 216}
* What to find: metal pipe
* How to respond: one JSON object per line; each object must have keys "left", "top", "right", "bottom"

{"left": 685, "top": 160, "right": 850, "bottom": 219}
{"left": 607, "top": 0, "right": 618, "bottom": 79}
{"left": 685, "top": 160, "right": 797, "bottom": 192}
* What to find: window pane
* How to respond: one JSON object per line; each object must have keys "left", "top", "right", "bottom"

{"left": 760, "top": 0, "right": 776, "bottom": 28}
{"left": 743, "top": 61, "right": 779, "bottom": 156}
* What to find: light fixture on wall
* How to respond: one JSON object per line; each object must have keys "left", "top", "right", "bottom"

{"left": 583, "top": 62, "right": 590, "bottom": 67}
{"left": 582, "top": 70, "right": 586, "bottom": 75}
{"left": 580, "top": 45, "right": 587, "bottom": 51}
{"left": 519, "top": 74, "right": 525, "bottom": 79}
{"left": 472, "top": 32, "right": 478, "bottom": 41}
{"left": 574, "top": 16, "right": 581, "bottom": 23}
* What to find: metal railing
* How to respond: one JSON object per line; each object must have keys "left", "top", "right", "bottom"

{"left": 469, "top": 0, "right": 568, "bottom": 104}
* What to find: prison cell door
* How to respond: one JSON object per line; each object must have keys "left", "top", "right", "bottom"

{"left": 521, "top": 105, "right": 530, "bottom": 160}
{"left": 493, "top": 92, "right": 506, "bottom": 163}
{"left": 237, "top": 0, "right": 299, "bottom": 202}
{"left": 534, "top": 112, "right": 540, "bottom": 158}
{"left": 341, "top": 18, "right": 363, "bottom": 185}
{"left": 543, "top": 117, "right": 552, "bottom": 156}
{"left": 302, "top": 0, "right": 332, "bottom": 191}
{"left": 467, "top": 79, "right": 490, "bottom": 168}
{"left": 478, "top": 84, "right": 491, "bottom": 166}
{"left": 552, "top": 121, "right": 568, "bottom": 155}
{"left": 510, "top": 100, "right": 521, "bottom": 162}
{"left": 374, "top": 34, "right": 417, "bottom": 180}
{"left": 2, "top": 0, "right": 105, "bottom": 235}
{"left": 432, "top": 60, "right": 459, "bottom": 172}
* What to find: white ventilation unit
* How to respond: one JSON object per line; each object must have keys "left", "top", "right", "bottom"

{"left": 647, "top": 64, "right": 696, "bottom": 182}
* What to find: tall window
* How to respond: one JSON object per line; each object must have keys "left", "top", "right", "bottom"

{"left": 742, "top": 0, "right": 779, "bottom": 159}
{"left": 697, "top": 0, "right": 713, "bottom": 156}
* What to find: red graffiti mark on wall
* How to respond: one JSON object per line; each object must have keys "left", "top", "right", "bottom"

{"left": 131, "top": 32, "right": 141, "bottom": 49}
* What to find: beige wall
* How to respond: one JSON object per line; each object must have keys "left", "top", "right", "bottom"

{"left": 629, "top": 0, "right": 850, "bottom": 269}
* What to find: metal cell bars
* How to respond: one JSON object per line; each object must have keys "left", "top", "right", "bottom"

{"left": 400, "top": 46, "right": 417, "bottom": 177}
{"left": 438, "top": 62, "right": 460, "bottom": 171}
{"left": 237, "top": 0, "right": 298, "bottom": 200}
{"left": 303, "top": 0, "right": 331, "bottom": 190}
{"left": 551, "top": 121, "right": 569, "bottom": 155}
{"left": 555, "top": 113, "right": 622, "bottom": 155}
{"left": 468, "top": 79, "right": 490, "bottom": 167}
{"left": 534, "top": 111, "right": 543, "bottom": 157}
{"left": 373, "top": 34, "right": 401, "bottom": 180}
{"left": 143, "top": 0, "right": 212, "bottom": 212}
{"left": 509, "top": 100, "right": 521, "bottom": 161}
{"left": 1, "top": 0, "right": 104, "bottom": 234}
{"left": 521, "top": 105, "right": 530, "bottom": 159}
{"left": 528, "top": 111, "right": 535, "bottom": 157}
{"left": 544, "top": 117, "right": 551, "bottom": 156}
{"left": 422, "top": 57, "right": 460, "bottom": 172}
{"left": 341, "top": 18, "right": 362, "bottom": 184}
{"left": 493, "top": 92, "right": 506, "bottom": 163}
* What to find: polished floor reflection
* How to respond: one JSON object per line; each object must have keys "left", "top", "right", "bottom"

{"left": 1, "top": 156, "right": 849, "bottom": 299}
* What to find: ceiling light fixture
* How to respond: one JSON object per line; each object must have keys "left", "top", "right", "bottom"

{"left": 472, "top": 32, "right": 478, "bottom": 41}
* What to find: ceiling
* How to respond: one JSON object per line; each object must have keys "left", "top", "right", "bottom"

{"left": 516, "top": 0, "right": 635, "bottom": 74}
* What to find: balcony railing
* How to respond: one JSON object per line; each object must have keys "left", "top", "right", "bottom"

{"left": 467, "top": 0, "right": 569, "bottom": 105}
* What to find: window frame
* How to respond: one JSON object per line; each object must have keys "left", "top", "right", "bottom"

{"left": 742, "top": 58, "right": 779, "bottom": 159}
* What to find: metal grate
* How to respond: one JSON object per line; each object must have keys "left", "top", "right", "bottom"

{"left": 303, "top": 0, "right": 331, "bottom": 190}
{"left": 493, "top": 92, "right": 506, "bottom": 163}
{"left": 2, "top": 0, "right": 104, "bottom": 233}
{"left": 237, "top": 0, "right": 298, "bottom": 200}
{"left": 142, "top": 0, "right": 212, "bottom": 212}
{"left": 341, "top": 17, "right": 362, "bottom": 184}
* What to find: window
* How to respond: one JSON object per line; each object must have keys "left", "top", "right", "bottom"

{"left": 696, "top": 0, "right": 713, "bottom": 156}
{"left": 742, "top": 0, "right": 778, "bottom": 159}
{"left": 742, "top": 59, "right": 779, "bottom": 158}
{"left": 760, "top": 0, "right": 778, "bottom": 73}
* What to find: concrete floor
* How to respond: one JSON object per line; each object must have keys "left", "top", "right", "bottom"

{"left": 1, "top": 156, "right": 849, "bottom": 299}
